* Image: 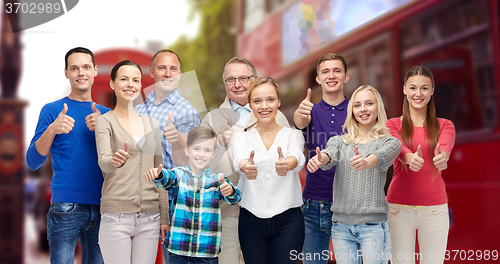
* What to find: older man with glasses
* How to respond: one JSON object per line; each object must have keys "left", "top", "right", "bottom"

{"left": 201, "top": 57, "right": 290, "bottom": 264}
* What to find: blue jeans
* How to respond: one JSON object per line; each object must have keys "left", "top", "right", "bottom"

{"left": 162, "top": 197, "right": 175, "bottom": 264}
{"left": 239, "top": 207, "right": 305, "bottom": 264}
{"left": 331, "top": 220, "right": 391, "bottom": 264}
{"left": 301, "top": 198, "right": 333, "bottom": 264}
{"left": 169, "top": 252, "right": 218, "bottom": 264}
{"left": 47, "top": 202, "right": 103, "bottom": 264}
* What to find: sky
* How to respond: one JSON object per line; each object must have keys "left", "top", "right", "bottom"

{"left": 15, "top": 0, "right": 200, "bottom": 148}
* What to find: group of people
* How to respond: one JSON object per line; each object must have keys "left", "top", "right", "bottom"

{"left": 26, "top": 47, "right": 455, "bottom": 264}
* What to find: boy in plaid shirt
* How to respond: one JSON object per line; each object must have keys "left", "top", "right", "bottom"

{"left": 145, "top": 126, "right": 241, "bottom": 263}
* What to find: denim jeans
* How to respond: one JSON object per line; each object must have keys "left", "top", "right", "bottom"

{"left": 169, "top": 252, "right": 218, "bottom": 264}
{"left": 47, "top": 202, "right": 104, "bottom": 264}
{"left": 301, "top": 198, "right": 333, "bottom": 264}
{"left": 239, "top": 207, "right": 305, "bottom": 264}
{"left": 162, "top": 197, "right": 175, "bottom": 264}
{"left": 331, "top": 220, "right": 391, "bottom": 264}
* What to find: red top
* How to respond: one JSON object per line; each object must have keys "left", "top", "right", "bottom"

{"left": 386, "top": 118, "right": 456, "bottom": 206}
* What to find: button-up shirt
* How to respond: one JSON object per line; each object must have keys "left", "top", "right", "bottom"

{"left": 153, "top": 166, "right": 241, "bottom": 257}
{"left": 135, "top": 89, "right": 201, "bottom": 169}
{"left": 229, "top": 99, "right": 251, "bottom": 126}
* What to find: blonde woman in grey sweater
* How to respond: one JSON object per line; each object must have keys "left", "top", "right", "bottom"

{"left": 307, "top": 85, "right": 401, "bottom": 264}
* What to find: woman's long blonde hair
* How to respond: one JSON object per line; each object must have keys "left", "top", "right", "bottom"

{"left": 342, "top": 85, "right": 390, "bottom": 144}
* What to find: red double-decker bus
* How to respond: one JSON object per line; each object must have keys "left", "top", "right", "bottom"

{"left": 235, "top": 0, "right": 500, "bottom": 262}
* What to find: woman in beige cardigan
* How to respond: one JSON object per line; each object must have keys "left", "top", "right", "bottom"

{"left": 95, "top": 60, "right": 168, "bottom": 264}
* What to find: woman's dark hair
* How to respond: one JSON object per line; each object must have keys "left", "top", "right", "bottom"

{"left": 110, "top": 60, "right": 142, "bottom": 81}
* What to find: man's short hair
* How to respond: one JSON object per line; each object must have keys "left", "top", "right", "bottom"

{"left": 316, "top": 53, "right": 347, "bottom": 74}
{"left": 65, "top": 47, "right": 95, "bottom": 70}
{"left": 151, "top": 49, "right": 181, "bottom": 70}
{"left": 222, "top": 57, "right": 257, "bottom": 80}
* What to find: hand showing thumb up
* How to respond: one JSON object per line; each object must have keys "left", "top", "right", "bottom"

{"left": 219, "top": 174, "right": 234, "bottom": 197}
{"left": 275, "top": 147, "right": 289, "bottom": 176}
{"left": 112, "top": 142, "right": 131, "bottom": 168}
{"left": 163, "top": 112, "right": 179, "bottom": 143}
{"left": 409, "top": 145, "right": 424, "bottom": 172}
{"left": 145, "top": 164, "right": 164, "bottom": 181}
{"left": 244, "top": 150, "right": 258, "bottom": 180}
{"left": 432, "top": 143, "right": 448, "bottom": 171}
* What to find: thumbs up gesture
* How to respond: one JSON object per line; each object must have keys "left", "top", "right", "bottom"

{"left": 219, "top": 174, "right": 234, "bottom": 197}
{"left": 350, "top": 145, "right": 370, "bottom": 171}
{"left": 85, "top": 102, "right": 102, "bottom": 131}
{"left": 275, "top": 147, "right": 289, "bottom": 176}
{"left": 307, "top": 147, "right": 325, "bottom": 173}
{"left": 432, "top": 143, "right": 448, "bottom": 170}
{"left": 50, "top": 103, "right": 75, "bottom": 134}
{"left": 243, "top": 150, "right": 258, "bottom": 180}
{"left": 408, "top": 145, "right": 424, "bottom": 172}
{"left": 296, "top": 88, "right": 314, "bottom": 118}
{"left": 112, "top": 142, "right": 131, "bottom": 168}
{"left": 218, "top": 116, "right": 234, "bottom": 147}
{"left": 145, "top": 164, "right": 164, "bottom": 181}
{"left": 163, "top": 112, "right": 179, "bottom": 143}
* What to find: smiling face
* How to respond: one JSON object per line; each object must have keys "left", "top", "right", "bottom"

{"left": 64, "top": 52, "right": 97, "bottom": 92}
{"left": 150, "top": 51, "right": 182, "bottom": 96}
{"left": 224, "top": 63, "right": 256, "bottom": 106}
{"left": 404, "top": 75, "right": 434, "bottom": 111}
{"left": 315, "top": 59, "right": 349, "bottom": 95}
{"left": 352, "top": 89, "right": 379, "bottom": 129}
{"left": 110, "top": 65, "right": 142, "bottom": 103}
{"left": 185, "top": 137, "right": 217, "bottom": 175}
{"left": 249, "top": 83, "right": 281, "bottom": 124}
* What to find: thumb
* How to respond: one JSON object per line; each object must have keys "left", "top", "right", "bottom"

{"left": 92, "top": 102, "right": 100, "bottom": 114}
{"left": 306, "top": 88, "right": 311, "bottom": 102}
{"left": 316, "top": 147, "right": 322, "bottom": 162}
{"left": 157, "top": 164, "right": 163, "bottom": 175}
{"left": 277, "top": 147, "right": 284, "bottom": 160}
{"left": 416, "top": 145, "right": 422, "bottom": 157}
{"left": 248, "top": 150, "right": 255, "bottom": 164}
{"left": 61, "top": 103, "right": 68, "bottom": 115}
{"left": 167, "top": 112, "right": 173, "bottom": 125}
{"left": 354, "top": 145, "right": 359, "bottom": 156}
{"left": 219, "top": 174, "right": 225, "bottom": 186}
{"left": 434, "top": 143, "right": 441, "bottom": 156}
{"left": 227, "top": 116, "right": 233, "bottom": 127}
{"left": 124, "top": 141, "right": 129, "bottom": 152}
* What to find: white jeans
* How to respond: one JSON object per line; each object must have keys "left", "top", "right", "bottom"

{"left": 219, "top": 216, "right": 242, "bottom": 264}
{"left": 388, "top": 203, "right": 449, "bottom": 264}
{"left": 99, "top": 212, "right": 160, "bottom": 264}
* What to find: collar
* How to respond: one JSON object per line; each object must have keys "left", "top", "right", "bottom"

{"left": 146, "top": 89, "right": 181, "bottom": 106}
{"left": 179, "top": 165, "right": 212, "bottom": 177}
{"left": 319, "top": 96, "right": 349, "bottom": 110}
{"left": 229, "top": 99, "right": 251, "bottom": 112}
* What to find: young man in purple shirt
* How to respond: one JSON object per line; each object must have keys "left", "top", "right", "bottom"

{"left": 293, "top": 53, "right": 350, "bottom": 264}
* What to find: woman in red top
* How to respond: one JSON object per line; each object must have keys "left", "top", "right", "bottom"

{"left": 386, "top": 66, "right": 455, "bottom": 264}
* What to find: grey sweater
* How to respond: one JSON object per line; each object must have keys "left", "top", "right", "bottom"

{"left": 321, "top": 135, "right": 402, "bottom": 225}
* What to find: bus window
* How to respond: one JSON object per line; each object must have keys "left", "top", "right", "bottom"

{"left": 400, "top": 0, "right": 496, "bottom": 134}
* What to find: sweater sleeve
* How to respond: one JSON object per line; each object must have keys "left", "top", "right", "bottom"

{"left": 386, "top": 118, "right": 411, "bottom": 163}
{"left": 287, "top": 129, "right": 305, "bottom": 173}
{"left": 152, "top": 118, "right": 170, "bottom": 225}
{"left": 438, "top": 119, "right": 456, "bottom": 156}
{"left": 320, "top": 136, "right": 342, "bottom": 170}
{"left": 26, "top": 105, "right": 54, "bottom": 170}
{"left": 370, "top": 137, "right": 403, "bottom": 172}
{"left": 95, "top": 115, "right": 117, "bottom": 174}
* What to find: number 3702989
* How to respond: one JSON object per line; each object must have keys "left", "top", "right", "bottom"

{"left": 445, "top": 250, "right": 498, "bottom": 261}
{"left": 5, "top": 2, "right": 61, "bottom": 14}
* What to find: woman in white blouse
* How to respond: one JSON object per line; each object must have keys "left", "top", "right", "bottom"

{"left": 232, "top": 77, "right": 305, "bottom": 264}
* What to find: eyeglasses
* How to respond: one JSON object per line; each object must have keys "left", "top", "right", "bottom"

{"left": 224, "top": 75, "right": 254, "bottom": 85}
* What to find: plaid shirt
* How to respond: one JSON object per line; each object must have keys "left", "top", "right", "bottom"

{"left": 154, "top": 165, "right": 241, "bottom": 258}
{"left": 135, "top": 89, "right": 201, "bottom": 169}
